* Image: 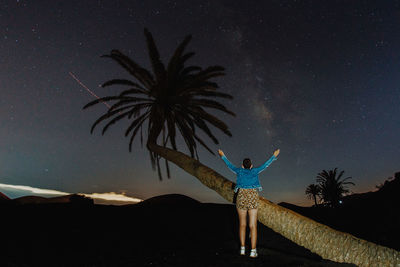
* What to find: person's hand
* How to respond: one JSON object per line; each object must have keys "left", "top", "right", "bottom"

{"left": 218, "top": 149, "right": 224, "bottom": 157}
{"left": 274, "top": 149, "right": 280, "bottom": 157}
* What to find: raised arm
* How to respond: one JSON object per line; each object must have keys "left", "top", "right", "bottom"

{"left": 253, "top": 155, "right": 277, "bottom": 174}
{"left": 253, "top": 149, "right": 280, "bottom": 173}
{"left": 218, "top": 149, "right": 240, "bottom": 173}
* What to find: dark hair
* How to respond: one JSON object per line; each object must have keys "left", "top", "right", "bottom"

{"left": 242, "top": 158, "right": 252, "bottom": 169}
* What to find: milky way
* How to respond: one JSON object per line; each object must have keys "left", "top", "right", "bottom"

{"left": 1, "top": 1, "right": 399, "bottom": 205}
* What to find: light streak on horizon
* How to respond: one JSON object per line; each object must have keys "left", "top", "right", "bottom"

{"left": 82, "top": 192, "right": 142, "bottom": 202}
{"left": 0, "top": 183, "right": 142, "bottom": 203}
{"left": 0, "top": 183, "right": 70, "bottom": 195}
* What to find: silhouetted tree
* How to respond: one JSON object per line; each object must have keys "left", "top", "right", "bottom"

{"left": 316, "top": 168, "right": 354, "bottom": 208}
{"left": 375, "top": 172, "right": 400, "bottom": 194}
{"left": 83, "top": 28, "right": 235, "bottom": 181}
{"left": 305, "top": 184, "right": 320, "bottom": 207}
{"left": 375, "top": 176, "right": 393, "bottom": 190}
{"left": 81, "top": 28, "right": 394, "bottom": 266}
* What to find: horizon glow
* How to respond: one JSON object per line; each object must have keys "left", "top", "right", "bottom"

{"left": 0, "top": 183, "right": 142, "bottom": 203}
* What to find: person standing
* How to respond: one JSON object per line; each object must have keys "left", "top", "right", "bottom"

{"left": 218, "top": 148, "right": 280, "bottom": 258}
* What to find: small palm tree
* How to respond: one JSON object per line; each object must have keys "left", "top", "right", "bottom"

{"left": 316, "top": 168, "right": 354, "bottom": 208}
{"left": 305, "top": 184, "right": 320, "bottom": 207}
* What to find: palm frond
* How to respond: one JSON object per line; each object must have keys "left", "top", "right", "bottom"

{"left": 107, "top": 98, "right": 151, "bottom": 114}
{"left": 179, "top": 52, "right": 196, "bottom": 65}
{"left": 179, "top": 108, "right": 219, "bottom": 144}
{"left": 166, "top": 116, "right": 177, "bottom": 150}
{"left": 175, "top": 117, "right": 196, "bottom": 157}
{"left": 144, "top": 28, "right": 166, "bottom": 82}
{"left": 101, "top": 79, "right": 147, "bottom": 90}
{"left": 188, "top": 106, "right": 232, "bottom": 136}
{"left": 128, "top": 112, "right": 150, "bottom": 152}
{"left": 189, "top": 99, "right": 236, "bottom": 116}
{"left": 125, "top": 111, "right": 151, "bottom": 137}
{"left": 102, "top": 50, "right": 154, "bottom": 89}
{"left": 119, "top": 88, "right": 150, "bottom": 97}
{"left": 156, "top": 154, "right": 162, "bottom": 181}
{"left": 127, "top": 103, "right": 152, "bottom": 119}
{"left": 101, "top": 109, "right": 133, "bottom": 135}
{"left": 82, "top": 95, "right": 127, "bottom": 110}
{"left": 188, "top": 90, "right": 233, "bottom": 99}
{"left": 165, "top": 158, "right": 170, "bottom": 178}
{"left": 89, "top": 105, "right": 136, "bottom": 134}
{"left": 167, "top": 34, "right": 193, "bottom": 75}
{"left": 194, "top": 66, "right": 225, "bottom": 80}
{"left": 180, "top": 65, "right": 202, "bottom": 76}
{"left": 193, "top": 134, "right": 215, "bottom": 155}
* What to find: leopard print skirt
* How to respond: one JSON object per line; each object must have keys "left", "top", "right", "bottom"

{"left": 236, "top": 188, "right": 259, "bottom": 210}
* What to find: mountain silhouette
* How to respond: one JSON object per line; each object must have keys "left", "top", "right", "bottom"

{"left": 279, "top": 173, "right": 400, "bottom": 251}
{"left": 1, "top": 193, "right": 354, "bottom": 267}
{"left": 341, "top": 172, "right": 399, "bottom": 207}
{"left": 136, "top": 193, "right": 201, "bottom": 207}
{"left": 11, "top": 193, "right": 94, "bottom": 205}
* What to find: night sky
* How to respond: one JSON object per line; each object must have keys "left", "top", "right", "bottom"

{"left": 1, "top": 0, "right": 399, "bottom": 205}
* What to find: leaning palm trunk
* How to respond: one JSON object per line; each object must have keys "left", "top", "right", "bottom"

{"left": 147, "top": 142, "right": 400, "bottom": 266}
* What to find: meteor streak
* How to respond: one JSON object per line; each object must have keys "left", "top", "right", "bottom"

{"left": 69, "top": 71, "right": 124, "bottom": 115}
{"left": 69, "top": 71, "right": 111, "bottom": 109}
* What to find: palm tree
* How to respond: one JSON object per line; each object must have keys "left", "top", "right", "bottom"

{"left": 82, "top": 28, "right": 400, "bottom": 266}
{"left": 316, "top": 168, "right": 354, "bottom": 208}
{"left": 83, "top": 29, "right": 234, "bottom": 181}
{"left": 305, "top": 184, "right": 320, "bottom": 207}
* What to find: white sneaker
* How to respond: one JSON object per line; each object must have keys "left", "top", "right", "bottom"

{"left": 249, "top": 248, "right": 258, "bottom": 258}
{"left": 240, "top": 246, "right": 245, "bottom": 255}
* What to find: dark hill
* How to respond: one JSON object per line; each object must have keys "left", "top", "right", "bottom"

{"left": 11, "top": 193, "right": 94, "bottom": 205}
{"left": 279, "top": 173, "right": 400, "bottom": 251}
{"left": 1, "top": 193, "right": 353, "bottom": 267}
{"left": 135, "top": 193, "right": 201, "bottom": 207}
{"left": 0, "top": 191, "right": 10, "bottom": 201}
{"left": 341, "top": 172, "right": 399, "bottom": 207}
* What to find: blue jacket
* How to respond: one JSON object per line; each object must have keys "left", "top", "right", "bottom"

{"left": 221, "top": 154, "right": 277, "bottom": 193}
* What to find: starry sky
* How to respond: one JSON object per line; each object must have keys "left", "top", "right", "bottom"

{"left": 1, "top": 0, "right": 399, "bottom": 206}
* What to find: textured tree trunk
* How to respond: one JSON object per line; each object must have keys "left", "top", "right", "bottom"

{"left": 147, "top": 142, "right": 400, "bottom": 266}
{"left": 313, "top": 195, "right": 318, "bottom": 207}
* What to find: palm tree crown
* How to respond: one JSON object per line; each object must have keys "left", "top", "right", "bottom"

{"left": 305, "top": 183, "right": 320, "bottom": 207}
{"left": 82, "top": 28, "right": 235, "bottom": 180}
{"left": 316, "top": 167, "right": 354, "bottom": 207}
